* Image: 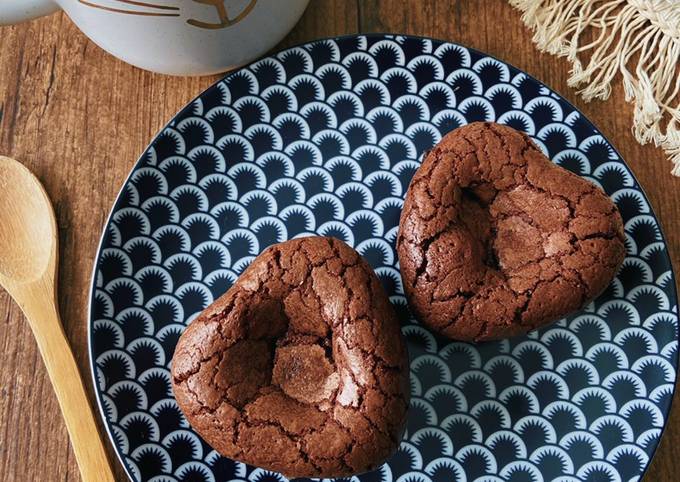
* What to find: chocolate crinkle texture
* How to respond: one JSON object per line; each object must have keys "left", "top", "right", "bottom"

{"left": 397, "top": 122, "right": 626, "bottom": 342}
{"left": 171, "top": 236, "right": 410, "bottom": 479}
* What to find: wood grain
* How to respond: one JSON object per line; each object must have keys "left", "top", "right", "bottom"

{"left": 0, "top": 1, "right": 677, "bottom": 480}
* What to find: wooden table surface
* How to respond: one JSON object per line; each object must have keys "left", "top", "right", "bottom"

{"left": 0, "top": 1, "right": 678, "bottom": 480}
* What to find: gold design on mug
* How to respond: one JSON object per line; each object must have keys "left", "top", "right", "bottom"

{"left": 187, "top": 0, "right": 258, "bottom": 29}
{"left": 77, "top": 0, "right": 180, "bottom": 17}
{"left": 76, "top": 0, "right": 258, "bottom": 27}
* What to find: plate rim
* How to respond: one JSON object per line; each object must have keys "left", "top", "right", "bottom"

{"left": 87, "top": 32, "right": 680, "bottom": 482}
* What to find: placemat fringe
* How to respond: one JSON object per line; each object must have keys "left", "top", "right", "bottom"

{"left": 510, "top": 0, "right": 680, "bottom": 174}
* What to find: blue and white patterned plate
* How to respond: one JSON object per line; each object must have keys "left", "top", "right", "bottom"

{"left": 89, "top": 35, "right": 678, "bottom": 482}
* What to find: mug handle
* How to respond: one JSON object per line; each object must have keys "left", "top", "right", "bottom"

{"left": 0, "top": 0, "right": 60, "bottom": 25}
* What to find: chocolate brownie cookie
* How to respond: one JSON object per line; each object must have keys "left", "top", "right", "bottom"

{"left": 171, "top": 237, "right": 410, "bottom": 479}
{"left": 397, "top": 122, "right": 625, "bottom": 341}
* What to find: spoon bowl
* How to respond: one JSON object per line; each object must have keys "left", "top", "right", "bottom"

{"left": 0, "top": 156, "right": 56, "bottom": 285}
{"left": 0, "top": 156, "right": 115, "bottom": 481}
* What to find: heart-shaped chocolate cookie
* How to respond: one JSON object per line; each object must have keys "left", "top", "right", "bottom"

{"left": 171, "top": 237, "right": 409, "bottom": 478}
{"left": 397, "top": 122, "right": 625, "bottom": 341}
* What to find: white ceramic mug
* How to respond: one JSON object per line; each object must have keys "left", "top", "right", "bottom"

{"left": 0, "top": 0, "right": 311, "bottom": 76}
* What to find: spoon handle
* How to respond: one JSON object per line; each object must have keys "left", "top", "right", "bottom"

{"left": 19, "top": 286, "right": 116, "bottom": 482}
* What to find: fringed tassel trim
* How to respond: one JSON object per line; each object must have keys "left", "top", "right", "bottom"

{"left": 509, "top": 0, "right": 680, "bottom": 174}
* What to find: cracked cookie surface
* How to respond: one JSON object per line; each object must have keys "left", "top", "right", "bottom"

{"left": 171, "top": 236, "right": 410, "bottom": 478}
{"left": 397, "top": 122, "right": 625, "bottom": 341}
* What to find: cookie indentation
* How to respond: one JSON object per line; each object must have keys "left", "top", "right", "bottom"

{"left": 273, "top": 344, "right": 340, "bottom": 404}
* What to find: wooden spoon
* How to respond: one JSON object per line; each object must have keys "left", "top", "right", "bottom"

{"left": 0, "top": 156, "right": 115, "bottom": 482}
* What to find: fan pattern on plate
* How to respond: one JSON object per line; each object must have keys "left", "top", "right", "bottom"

{"left": 90, "top": 35, "right": 678, "bottom": 482}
